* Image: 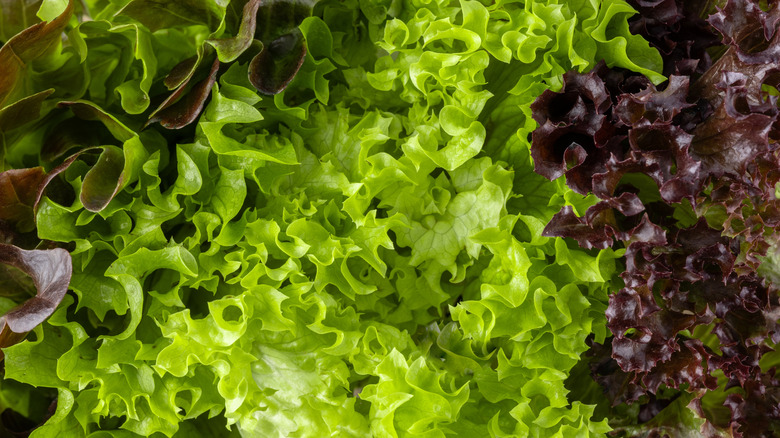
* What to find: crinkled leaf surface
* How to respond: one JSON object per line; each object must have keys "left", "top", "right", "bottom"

{"left": 530, "top": 1, "right": 780, "bottom": 434}
{"left": 0, "top": 0, "right": 674, "bottom": 437}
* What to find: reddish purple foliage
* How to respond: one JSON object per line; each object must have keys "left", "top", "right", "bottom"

{"left": 532, "top": 0, "right": 780, "bottom": 434}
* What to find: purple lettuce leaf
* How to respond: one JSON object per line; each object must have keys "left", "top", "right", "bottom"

{"left": 146, "top": 56, "right": 220, "bottom": 129}
{"left": 531, "top": 2, "right": 780, "bottom": 433}
{"left": 0, "top": 244, "right": 72, "bottom": 360}
{"left": 626, "top": 0, "right": 720, "bottom": 76}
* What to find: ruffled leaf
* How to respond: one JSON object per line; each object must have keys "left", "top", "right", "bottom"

{"left": 0, "top": 244, "right": 71, "bottom": 360}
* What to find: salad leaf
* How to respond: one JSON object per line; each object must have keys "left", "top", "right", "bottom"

{"left": 0, "top": 244, "right": 72, "bottom": 359}
{"left": 0, "top": 0, "right": 72, "bottom": 108}
{"left": 147, "top": 57, "right": 221, "bottom": 129}
{"left": 206, "top": 0, "right": 262, "bottom": 63}
{"left": 0, "top": 0, "right": 44, "bottom": 43}
{"left": 118, "top": 0, "right": 225, "bottom": 32}
{"left": 530, "top": 0, "right": 780, "bottom": 433}
{"left": 0, "top": 0, "right": 671, "bottom": 436}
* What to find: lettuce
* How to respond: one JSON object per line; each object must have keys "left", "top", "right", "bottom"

{"left": 0, "top": 0, "right": 664, "bottom": 436}
{"left": 530, "top": 0, "right": 780, "bottom": 434}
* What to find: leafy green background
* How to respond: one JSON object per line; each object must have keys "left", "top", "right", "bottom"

{"left": 0, "top": 0, "right": 662, "bottom": 436}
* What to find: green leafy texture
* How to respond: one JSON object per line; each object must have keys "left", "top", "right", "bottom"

{"left": 6, "top": 100, "right": 149, "bottom": 216}
{"left": 0, "top": 89, "right": 54, "bottom": 134}
{"left": 0, "top": 0, "right": 44, "bottom": 43}
{"left": 79, "top": 146, "right": 125, "bottom": 212}
{"left": 57, "top": 100, "right": 135, "bottom": 142}
{"left": 0, "top": 0, "right": 663, "bottom": 436}
{"left": 206, "top": 0, "right": 262, "bottom": 62}
{"left": 117, "top": 0, "right": 225, "bottom": 32}
{"left": 36, "top": 0, "right": 69, "bottom": 22}
{"left": 0, "top": 0, "right": 72, "bottom": 108}
{"left": 67, "top": 19, "right": 161, "bottom": 115}
{"left": 360, "top": 350, "right": 469, "bottom": 437}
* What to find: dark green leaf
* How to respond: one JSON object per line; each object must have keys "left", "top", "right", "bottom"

{"left": 206, "top": 0, "right": 262, "bottom": 62}
{"left": 0, "top": 0, "right": 43, "bottom": 43}
{"left": 0, "top": 89, "right": 54, "bottom": 133}
{"left": 164, "top": 54, "right": 199, "bottom": 90}
{"left": 255, "top": 0, "right": 313, "bottom": 43}
{"left": 80, "top": 145, "right": 125, "bottom": 212}
{"left": 248, "top": 28, "right": 306, "bottom": 95}
{"left": 57, "top": 100, "right": 136, "bottom": 142}
{"left": 117, "top": 0, "right": 225, "bottom": 32}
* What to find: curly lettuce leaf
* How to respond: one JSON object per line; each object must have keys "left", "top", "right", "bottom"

{"left": 0, "top": 0, "right": 667, "bottom": 436}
